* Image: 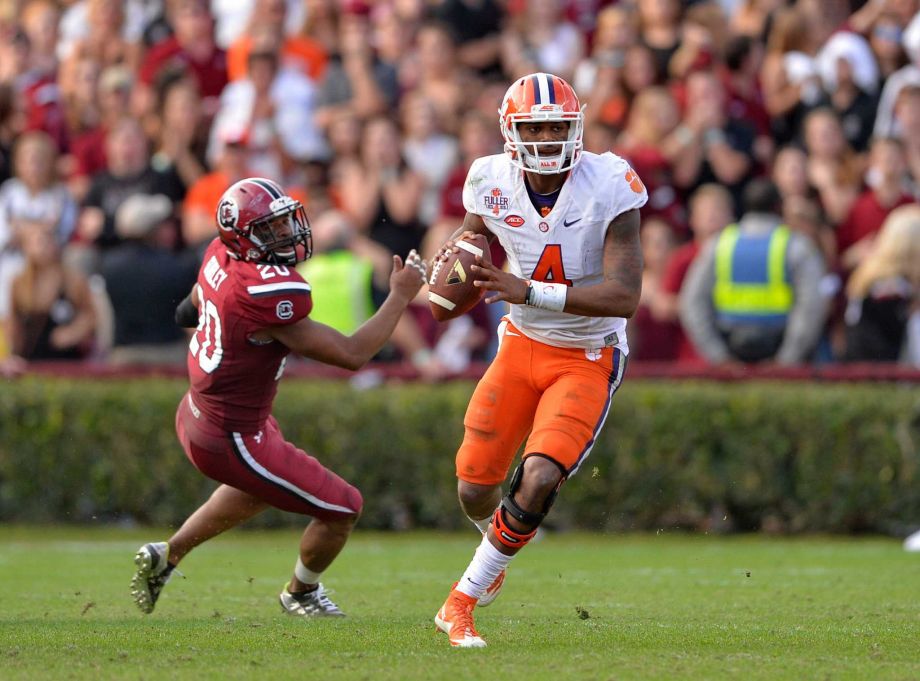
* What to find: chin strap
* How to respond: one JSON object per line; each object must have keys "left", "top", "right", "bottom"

{"left": 521, "top": 150, "right": 566, "bottom": 174}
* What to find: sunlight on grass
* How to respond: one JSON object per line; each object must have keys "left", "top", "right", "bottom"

{"left": 0, "top": 528, "right": 917, "bottom": 680}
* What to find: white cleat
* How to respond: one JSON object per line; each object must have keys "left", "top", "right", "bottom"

{"left": 130, "top": 542, "right": 176, "bottom": 614}
{"left": 279, "top": 583, "right": 346, "bottom": 617}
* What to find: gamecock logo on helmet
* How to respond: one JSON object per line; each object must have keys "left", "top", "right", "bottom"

{"left": 217, "top": 198, "right": 239, "bottom": 230}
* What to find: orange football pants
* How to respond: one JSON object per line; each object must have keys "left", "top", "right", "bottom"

{"left": 456, "top": 319, "right": 626, "bottom": 485}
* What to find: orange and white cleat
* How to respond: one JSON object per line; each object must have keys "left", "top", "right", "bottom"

{"left": 476, "top": 569, "right": 506, "bottom": 608}
{"left": 434, "top": 586, "right": 487, "bottom": 648}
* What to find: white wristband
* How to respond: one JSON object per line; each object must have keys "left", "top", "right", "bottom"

{"left": 525, "top": 280, "right": 567, "bottom": 312}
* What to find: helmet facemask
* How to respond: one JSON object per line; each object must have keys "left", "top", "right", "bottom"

{"left": 502, "top": 107, "right": 585, "bottom": 175}
{"left": 248, "top": 201, "right": 312, "bottom": 266}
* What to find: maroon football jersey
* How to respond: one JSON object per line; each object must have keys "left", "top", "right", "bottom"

{"left": 188, "top": 239, "right": 312, "bottom": 432}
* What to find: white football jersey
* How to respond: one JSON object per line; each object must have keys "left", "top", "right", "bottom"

{"left": 462, "top": 151, "right": 648, "bottom": 351}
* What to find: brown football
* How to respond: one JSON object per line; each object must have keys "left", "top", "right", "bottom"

{"left": 427, "top": 234, "right": 490, "bottom": 322}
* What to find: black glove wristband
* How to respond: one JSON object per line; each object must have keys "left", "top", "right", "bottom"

{"left": 175, "top": 294, "right": 199, "bottom": 328}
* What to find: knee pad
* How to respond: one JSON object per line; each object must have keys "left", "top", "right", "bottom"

{"left": 491, "top": 506, "right": 538, "bottom": 549}
{"left": 505, "top": 457, "right": 565, "bottom": 522}
{"left": 491, "top": 458, "right": 564, "bottom": 550}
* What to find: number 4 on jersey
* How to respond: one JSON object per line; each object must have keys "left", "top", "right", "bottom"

{"left": 531, "top": 244, "right": 573, "bottom": 286}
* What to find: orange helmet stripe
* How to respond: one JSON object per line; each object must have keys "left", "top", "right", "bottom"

{"left": 548, "top": 75, "right": 561, "bottom": 104}
{"left": 523, "top": 76, "right": 536, "bottom": 107}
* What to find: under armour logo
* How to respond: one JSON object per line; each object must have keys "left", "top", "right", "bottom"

{"left": 254, "top": 431, "right": 264, "bottom": 444}
{"left": 563, "top": 217, "right": 582, "bottom": 227}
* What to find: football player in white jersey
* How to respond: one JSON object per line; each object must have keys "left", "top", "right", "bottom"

{"left": 433, "top": 72, "right": 648, "bottom": 647}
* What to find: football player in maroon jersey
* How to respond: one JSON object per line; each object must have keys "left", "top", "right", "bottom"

{"left": 130, "top": 177, "right": 428, "bottom": 617}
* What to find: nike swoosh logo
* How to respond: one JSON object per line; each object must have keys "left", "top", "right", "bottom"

{"left": 563, "top": 217, "right": 582, "bottom": 227}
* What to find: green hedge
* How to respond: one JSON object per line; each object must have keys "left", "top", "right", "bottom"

{"left": 1, "top": 377, "right": 918, "bottom": 534}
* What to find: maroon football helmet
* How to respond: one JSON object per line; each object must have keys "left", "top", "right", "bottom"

{"left": 216, "top": 177, "right": 312, "bottom": 265}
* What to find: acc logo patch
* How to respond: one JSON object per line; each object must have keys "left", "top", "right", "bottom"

{"left": 276, "top": 300, "right": 294, "bottom": 320}
{"left": 538, "top": 221, "right": 550, "bottom": 233}
{"left": 504, "top": 215, "right": 525, "bottom": 228}
{"left": 446, "top": 260, "right": 467, "bottom": 285}
{"left": 217, "top": 198, "right": 239, "bottom": 230}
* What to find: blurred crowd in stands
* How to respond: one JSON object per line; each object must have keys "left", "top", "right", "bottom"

{"left": 1, "top": 0, "right": 919, "bottom": 379}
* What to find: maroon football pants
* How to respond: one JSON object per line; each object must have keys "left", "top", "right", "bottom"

{"left": 175, "top": 393, "right": 362, "bottom": 521}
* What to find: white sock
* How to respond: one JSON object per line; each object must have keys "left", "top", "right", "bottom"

{"left": 293, "top": 558, "right": 322, "bottom": 588}
{"left": 456, "top": 534, "right": 514, "bottom": 600}
{"left": 468, "top": 515, "right": 491, "bottom": 534}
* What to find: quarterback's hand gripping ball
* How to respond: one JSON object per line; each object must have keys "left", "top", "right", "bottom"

{"left": 428, "top": 234, "right": 490, "bottom": 322}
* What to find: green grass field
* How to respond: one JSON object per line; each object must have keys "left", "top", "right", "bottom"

{"left": 0, "top": 527, "right": 917, "bottom": 680}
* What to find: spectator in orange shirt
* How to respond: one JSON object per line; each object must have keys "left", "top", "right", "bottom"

{"left": 182, "top": 133, "right": 251, "bottom": 255}
{"left": 183, "top": 128, "right": 308, "bottom": 257}
{"left": 226, "top": 0, "right": 326, "bottom": 83}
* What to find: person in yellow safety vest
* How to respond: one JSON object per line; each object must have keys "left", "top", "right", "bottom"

{"left": 297, "top": 211, "right": 379, "bottom": 335}
{"left": 679, "top": 179, "right": 829, "bottom": 364}
{"left": 296, "top": 210, "right": 447, "bottom": 379}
